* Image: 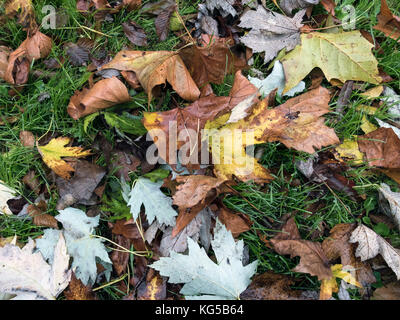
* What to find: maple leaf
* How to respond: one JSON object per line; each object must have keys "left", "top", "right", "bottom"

{"left": 125, "top": 177, "right": 177, "bottom": 226}
{"left": 205, "top": 86, "right": 339, "bottom": 183}
{"left": 349, "top": 224, "right": 400, "bottom": 279}
{"left": 319, "top": 264, "right": 362, "bottom": 300}
{"left": 101, "top": 50, "right": 200, "bottom": 103}
{"left": 36, "top": 208, "right": 112, "bottom": 286}
{"left": 37, "top": 137, "right": 92, "bottom": 180}
{"left": 238, "top": 5, "right": 305, "bottom": 63}
{"left": 281, "top": 31, "right": 382, "bottom": 94}
{"left": 0, "top": 233, "right": 71, "bottom": 300}
{"left": 150, "top": 220, "right": 258, "bottom": 300}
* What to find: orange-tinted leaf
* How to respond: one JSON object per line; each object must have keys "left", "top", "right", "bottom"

{"left": 218, "top": 207, "right": 252, "bottom": 238}
{"left": 374, "top": 0, "right": 400, "bottom": 42}
{"left": 64, "top": 273, "right": 96, "bottom": 300}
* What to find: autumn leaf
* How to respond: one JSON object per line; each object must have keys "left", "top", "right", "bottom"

{"left": 101, "top": 50, "right": 200, "bottom": 103}
{"left": 122, "top": 21, "right": 147, "bottom": 47}
{"left": 374, "top": 0, "right": 400, "bottom": 42}
{"left": 279, "top": 0, "right": 319, "bottom": 15}
{"left": 205, "top": 86, "right": 339, "bottom": 183}
{"left": 37, "top": 137, "right": 92, "bottom": 180}
{"left": 5, "top": 0, "right": 37, "bottom": 31}
{"left": 282, "top": 31, "right": 382, "bottom": 94}
{"left": 319, "top": 264, "right": 362, "bottom": 300}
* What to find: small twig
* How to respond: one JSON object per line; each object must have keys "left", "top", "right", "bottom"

{"left": 174, "top": 8, "right": 196, "bottom": 45}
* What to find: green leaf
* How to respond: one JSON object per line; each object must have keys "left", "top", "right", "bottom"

{"left": 150, "top": 220, "right": 258, "bottom": 300}
{"left": 104, "top": 112, "right": 147, "bottom": 136}
{"left": 374, "top": 223, "right": 390, "bottom": 237}
{"left": 36, "top": 208, "right": 112, "bottom": 286}
{"left": 143, "top": 168, "right": 170, "bottom": 182}
{"left": 282, "top": 31, "right": 381, "bottom": 94}
{"left": 83, "top": 112, "right": 100, "bottom": 134}
{"left": 126, "top": 177, "right": 177, "bottom": 226}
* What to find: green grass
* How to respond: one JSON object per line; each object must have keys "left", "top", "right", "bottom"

{"left": 1, "top": 0, "right": 400, "bottom": 299}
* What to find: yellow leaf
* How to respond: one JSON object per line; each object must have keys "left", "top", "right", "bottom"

{"left": 361, "top": 86, "right": 384, "bottom": 99}
{"left": 335, "top": 139, "right": 364, "bottom": 165}
{"left": 360, "top": 115, "right": 378, "bottom": 134}
{"left": 355, "top": 105, "right": 378, "bottom": 115}
{"left": 37, "top": 137, "right": 91, "bottom": 180}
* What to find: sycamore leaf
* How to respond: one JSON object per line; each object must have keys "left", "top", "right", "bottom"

{"left": 101, "top": 50, "right": 200, "bottom": 103}
{"left": 126, "top": 177, "right": 177, "bottom": 226}
{"left": 379, "top": 183, "right": 400, "bottom": 231}
{"left": 349, "top": 224, "right": 400, "bottom": 279}
{"left": 0, "top": 181, "right": 16, "bottom": 215}
{"left": 36, "top": 208, "right": 112, "bottom": 286}
{"left": 319, "top": 264, "right": 362, "bottom": 300}
{"left": 280, "top": 0, "right": 319, "bottom": 15}
{"left": 37, "top": 137, "right": 92, "bottom": 180}
{"left": 282, "top": 31, "right": 382, "bottom": 94}
{"left": 150, "top": 220, "right": 258, "bottom": 300}
{"left": 239, "top": 5, "right": 305, "bottom": 63}
{"left": 0, "top": 233, "right": 71, "bottom": 300}
{"left": 205, "top": 86, "right": 339, "bottom": 183}
{"left": 249, "top": 61, "right": 305, "bottom": 98}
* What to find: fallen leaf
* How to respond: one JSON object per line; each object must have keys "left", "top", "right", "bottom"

{"left": 349, "top": 224, "right": 400, "bottom": 279}
{"left": 64, "top": 40, "right": 92, "bottom": 66}
{"left": 22, "top": 171, "right": 41, "bottom": 195}
{"left": 335, "top": 139, "right": 364, "bottom": 165}
{"left": 358, "top": 127, "right": 400, "bottom": 168}
{"left": 179, "top": 35, "right": 247, "bottom": 88}
{"left": 240, "top": 272, "right": 310, "bottom": 300}
{"left": 0, "top": 233, "right": 71, "bottom": 300}
{"left": 4, "top": 44, "right": 30, "bottom": 85}
{"left": 206, "top": 86, "right": 339, "bottom": 183}
{"left": 101, "top": 50, "right": 200, "bottom": 103}
{"left": 110, "top": 234, "right": 131, "bottom": 276}
{"left": 379, "top": 183, "right": 400, "bottom": 231}
{"left": 361, "top": 116, "right": 378, "bottom": 134}
{"left": 137, "top": 270, "right": 166, "bottom": 300}
{"left": 19, "top": 130, "right": 35, "bottom": 147}
{"left": 218, "top": 207, "right": 252, "bottom": 237}
{"left": 154, "top": 2, "right": 176, "bottom": 41}
{"left": 150, "top": 220, "right": 258, "bottom": 299}
{"left": 282, "top": 31, "right": 382, "bottom": 94}
{"left": 64, "top": 273, "right": 96, "bottom": 300}
{"left": 205, "top": 0, "right": 237, "bottom": 17}
{"left": 361, "top": 86, "right": 384, "bottom": 99}
{"left": 0, "top": 46, "right": 11, "bottom": 80}
{"left": 5, "top": 0, "right": 37, "bottom": 31}
{"left": 24, "top": 30, "right": 52, "bottom": 60}
{"left": 279, "top": 0, "right": 319, "bottom": 15}
{"left": 27, "top": 200, "right": 59, "bottom": 229}
{"left": 239, "top": 5, "right": 305, "bottom": 63}
{"left": 67, "top": 77, "right": 131, "bottom": 120}
{"left": 320, "top": 0, "right": 336, "bottom": 15}
{"left": 55, "top": 160, "right": 106, "bottom": 210}
{"left": 0, "top": 181, "right": 16, "bottom": 215}
{"left": 122, "top": 21, "right": 147, "bottom": 47}
{"left": 374, "top": 0, "right": 400, "bottom": 43}
{"left": 37, "top": 137, "right": 92, "bottom": 180}
{"left": 372, "top": 281, "right": 400, "bottom": 300}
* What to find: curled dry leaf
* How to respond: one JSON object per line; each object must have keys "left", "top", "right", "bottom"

{"left": 27, "top": 200, "right": 59, "bottom": 229}
{"left": 101, "top": 50, "right": 200, "bottom": 103}
{"left": 379, "top": 183, "right": 400, "bottom": 231}
{"left": 143, "top": 70, "right": 258, "bottom": 167}
{"left": 37, "top": 137, "right": 92, "bottom": 180}
{"left": 350, "top": 224, "right": 400, "bottom": 279}
{"left": 206, "top": 86, "right": 339, "bottom": 183}
{"left": 19, "top": 130, "right": 35, "bottom": 147}
{"left": 154, "top": 2, "right": 176, "bottom": 41}
{"left": 67, "top": 77, "right": 131, "bottom": 120}
{"left": 179, "top": 34, "right": 247, "bottom": 88}
{"left": 122, "top": 21, "right": 147, "bottom": 47}
{"left": 0, "top": 46, "right": 11, "bottom": 80}
{"left": 358, "top": 127, "right": 400, "bottom": 168}
{"left": 374, "top": 0, "right": 400, "bottom": 43}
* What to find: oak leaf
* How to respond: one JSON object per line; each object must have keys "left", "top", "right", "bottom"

{"left": 101, "top": 50, "right": 200, "bottom": 103}
{"left": 37, "top": 137, "right": 92, "bottom": 180}
{"left": 282, "top": 31, "right": 382, "bottom": 94}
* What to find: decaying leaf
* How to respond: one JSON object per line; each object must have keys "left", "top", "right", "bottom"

{"left": 67, "top": 77, "right": 131, "bottom": 120}
{"left": 0, "top": 233, "right": 71, "bottom": 300}
{"left": 218, "top": 207, "right": 252, "bottom": 238}
{"left": 379, "top": 183, "right": 400, "bottom": 231}
{"left": 154, "top": 1, "right": 176, "bottom": 41}
{"left": 101, "top": 50, "right": 200, "bottom": 103}
{"left": 205, "top": 0, "right": 237, "bottom": 18}
{"left": 349, "top": 224, "right": 400, "bottom": 279}
{"left": 179, "top": 35, "right": 247, "bottom": 88}
{"left": 282, "top": 31, "right": 382, "bottom": 94}
{"left": 36, "top": 208, "right": 112, "bottom": 285}
{"left": 374, "top": 0, "right": 400, "bottom": 43}
{"left": 0, "top": 46, "right": 11, "bottom": 80}
{"left": 122, "top": 21, "right": 147, "bottom": 47}
{"left": 125, "top": 177, "right": 177, "bottom": 226}
{"left": 5, "top": 0, "right": 37, "bottom": 31}
{"left": 0, "top": 181, "right": 16, "bottom": 215}
{"left": 137, "top": 271, "right": 166, "bottom": 300}
{"left": 279, "top": 0, "right": 319, "bottom": 15}
{"left": 64, "top": 273, "right": 96, "bottom": 300}
{"left": 27, "top": 201, "right": 59, "bottom": 229}
{"left": 37, "top": 137, "right": 92, "bottom": 180}
{"left": 358, "top": 127, "right": 400, "bottom": 168}
{"left": 151, "top": 220, "right": 258, "bottom": 300}
{"left": 206, "top": 86, "right": 339, "bottom": 183}
{"left": 239, "top": 6, "right": 305, "bottom": 63}
{"left": 335, "top": 139, "right": 364, "bottom": 165}
{"left": 372, "top": 281, "right": 400, "bottom": 300}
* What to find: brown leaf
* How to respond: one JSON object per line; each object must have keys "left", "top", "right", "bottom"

{"left": 110, "top": 150, "right": 141, "bottom": 181}
{"left": 120, "top": 0, "right": 141, "bottom": 11}
{"left": 154, "top": 3, "right": 176, "bottom": 41}
{"left": 24, "top": 30, "right": 52, "bottom": 60}
{"left": 112, "top": 219, "right": 142, "bottom": 240}
{"left": 0, "top": 46, "right": 11, "bottom": 80}
{"left": 358, "top": 127, "right": 400, "bottom": 168}
{"left": 322, "top": 223, "right": 376, "bottom": 285}
{"left": 64, "top": 273, "right": 96, "bottom": 300}
{"left": 172, "top": 175, "right": 226, "bottom": 236}
{"left": 55, "top": 160, "right": 106, "bottom": 210}
{"left": 372, "top": 281, "right": 400, "bottom": 300}
{"left": 137, "top": 270, "right": 166, "bottom": 300}
{"left": 67, "top": 77, "right": 131, "bottom": 120}
{"left": 110, "top": 234, "right": 130, "bottom": 275}
{"left": 19, "top": 130, "right": 35, "bottom": 147}
{"left": 27, "top": 201, "right": 59, "bottom": 229}
{"left": 218, "top": 207, "right": 252, "bottom": 237}
{"left": 22, "top": 170, "right": 41, "bottom": 195}
{"left": 143, "top": 71, "right": 258, "bottom": 166}
{"left": 64, "top": 42, "right": 91, "bottom": 67}
{"left": 270, "top": 218, "right": 332, "bottom": 280}
{"left": 122, "top": 21, "right": 147, "bottom": 47}
{"left": 240, "top": 272, "right": 312, "bottom": 300}
{"left": 320, "top": 0, "right": 336, "bottom": 16}
{"left": 5, "top": 0, "right": 37, "bottom": 31}
{"left": 121, "top": 71, "right": 141, "bottom": 90}
{"left": 374, "top": 0, "right": 400, "bottom": 43}
{"left": 4, "top": 44, "right": 30, "bottom": 85}
{"left": 101, "top": 50, "right": 200, "bottom": 103}
{"left": 179, "top": 34, "right": 248, "bottom": 88}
